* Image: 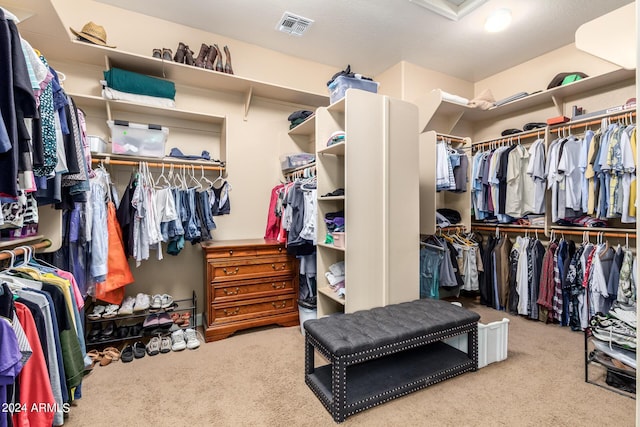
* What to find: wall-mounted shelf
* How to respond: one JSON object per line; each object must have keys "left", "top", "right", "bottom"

{"left": 416, "top": 68, "right": 635, "bottom": 133}
{"left": 318, "top": 286, "right": 345, "bottom": 305}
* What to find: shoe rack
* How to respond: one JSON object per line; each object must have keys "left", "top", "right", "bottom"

{"left": 85, "top": 290, "right": 197, "bottom": 349}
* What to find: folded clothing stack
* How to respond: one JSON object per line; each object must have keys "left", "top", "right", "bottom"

{"left": 280, "top": 152, "right": 315, "bottom": 171}
{"left": 556, "top": 215, "right": 608, "bottom": 228}
{"left": 102, "top": 67, "right": 176, "bottom": 105}
{"left": 288, "top": 110, "right": 314, "bottom": 129}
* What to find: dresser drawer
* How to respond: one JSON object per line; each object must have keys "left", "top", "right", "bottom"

{"left": 206, "top": 247, "right": 257, "bottom": 259}
{"left": 212, "top": 277, "right": 296, "bottom": 303}
{"left": 208, "top": 256, "right": 296, "bottom": 283}
{"left": 209, "top": 295, "right": 297, "bottom": 325}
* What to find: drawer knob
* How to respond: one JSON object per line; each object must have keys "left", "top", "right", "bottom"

{"left": 223, "top": 307, "right": 240, "bottom": 316}
{"left": 271, "top": 263, "right": 287, "bottom": 270}
{"left": 223, "top": 287, "right": 240, "bottom": 295}
{"left": 223, "top": 267, "right": 239, "bottom": 275}
{"left": 271, "top": 301, "right": 287, "bottom": 309}
{"left": 229, "top": 250, "right": 233, "bottom": 255}
{"left": 278, "top": 247, "right": 282, "bottom": 252}
{"left": 271, "top": 282, "right": 286, "bottom": 289}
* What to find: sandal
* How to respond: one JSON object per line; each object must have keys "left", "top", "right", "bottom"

{"left": 121, "top": 345, "right": 134, "bottom": 363}
{"left": 103, "top": 347, "right": 121, "bottom": 362}
{"left": 180, "top": 312, "right": 191, "bottom": 327}
{"left": 88, "top": 349, "right": 103, "bottom": 366}
{"left": 171, "top": 312, "right": 182, "bottom": 324}
{"left": 87, "top": 305, "right": 106, "bottom": 320}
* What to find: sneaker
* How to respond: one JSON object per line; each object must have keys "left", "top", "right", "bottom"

{"left": 118, "top": 296, "right": 135, "bottom": 315}
{"left": 149, "top": 294, "right": 163, "bottom": 311}
{"left": 87, "top": 305, "right": 106, "bottom": 320}
{"left": 160, "top": 336, "right": 172, "bottom": 354}
{"left": 133, "top": 293, "right": 150, "bottom": 312}
{"left": 160, "top": 294, "right": 174, "bottom": 309}
{"left": 146, "top": 336, "right": 161, "bottom": 356}
{"left": 171, "top": 329, "right": 187, "bottom": 351}
{"left": 184, "top": 328, "right": 200, "bottom": 350}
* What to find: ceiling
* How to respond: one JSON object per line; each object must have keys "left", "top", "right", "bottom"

{"left": 95, "top": 0, "right": 633, "bottom": 82}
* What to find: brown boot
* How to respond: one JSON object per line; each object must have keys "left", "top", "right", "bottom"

{"left": 184, "top": 45, "right": 195, "bottom": 66}
{"left": 194, "top": 43, "right": 209, "bottom": 68}
{"left": 173, "top": 42, "right": 186, "bottom": 63}
{"left": 213, "top": 44, "right": 224, "bottom": 72}
{"left": 205, "top": 45, "right": 217, "bottom": 70}
{"left": 223, "top": 45, "right": 233, "bottom": 74}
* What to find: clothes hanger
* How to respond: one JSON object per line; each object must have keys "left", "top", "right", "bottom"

{"left": 188, "top": 165, "right": 202, "bottom": 190}
{"left": 199, "top": 165, "right": 214, "bottom": 189}
{"left": 155, "top": 163, "right": 171, "bottom": 189}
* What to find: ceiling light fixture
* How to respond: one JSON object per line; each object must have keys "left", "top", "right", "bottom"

{"left": 484, "top": 8, "right": 512, "bottom": 32}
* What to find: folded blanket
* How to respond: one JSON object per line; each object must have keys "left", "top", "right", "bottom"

{"left": 103, "top": 67, "right": 176, "bottom": 100}
{"left": 102, "top": 83, "right": 176, "bottom": 108}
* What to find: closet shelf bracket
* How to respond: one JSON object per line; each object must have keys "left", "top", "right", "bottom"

{"left": 551, "top": 94, "right": 563, "bottom": 116}
{"left": 244, "top": 86, "right": 254, "bottom": 121}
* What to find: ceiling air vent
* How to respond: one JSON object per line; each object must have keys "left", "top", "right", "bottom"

{"left": 276, "top": 12, "right": 313, "bottom": 36}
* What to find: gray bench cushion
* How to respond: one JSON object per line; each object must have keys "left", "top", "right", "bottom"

{"left": 304, "top": 299, "right": 480, "bottom": 356}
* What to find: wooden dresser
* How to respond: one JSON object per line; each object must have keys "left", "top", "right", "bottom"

{"left": 201, "top": 239, "right": 300, "bottom": 342}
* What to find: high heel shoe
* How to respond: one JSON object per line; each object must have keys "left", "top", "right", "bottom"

{"left": 213, "top": 44, "right": 224, "bottom": 72}
{"left": 223, "top": 45, "right": 233, "bottom": 74}
{"left": 194, "top": 43, "right": 209, "bottom": 68}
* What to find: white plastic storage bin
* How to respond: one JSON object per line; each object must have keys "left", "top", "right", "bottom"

{"left": 298, "top": 304, "right": 317, "bottom": 336}
{"left": 108, "top": 120, "right": 169, "bottom": 158}
{"left": 443, "top": 317, "right": 509, "bottom": 368}
{"left": 328, "top": 75, "right": 379, "bottom": 104}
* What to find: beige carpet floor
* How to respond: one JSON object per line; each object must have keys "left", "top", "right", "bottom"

{"left": 67, "top": 299, "right": 636, "bottom": 426}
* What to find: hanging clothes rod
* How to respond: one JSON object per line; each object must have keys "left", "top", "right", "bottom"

{"left": 472, "top": 225, "right": 545, "bottom": 234}
{"left": 283, "top": 163, "right": 316, "bottom": 179}
{"left": 436, "top": 133, "right": 469, "bottom": 145}
{"left": 91, "top": 158, "right": 224, "bottom": 171}
{"left": 472, "top": 129, "right": 544, "bottom": 151}
{"left": 551, "top": 110, "right": 636, "bottom": 133}
{"left": 551, "top": 229, "right": 636, "bottom": 239}
{"left": 0, "top": 239, "right": 52, "bottom": 261}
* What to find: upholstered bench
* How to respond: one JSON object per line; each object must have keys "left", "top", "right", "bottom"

{"left": 304, "top": 298, "right": 480, "bottom": 422}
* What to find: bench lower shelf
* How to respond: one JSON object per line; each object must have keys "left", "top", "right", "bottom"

{"left": 306, "top": 341, "right": 475, "bottom": 422}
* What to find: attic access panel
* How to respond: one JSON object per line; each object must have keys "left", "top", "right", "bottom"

{"left": 409, "top": 0, "right": 488, "bottom": 21}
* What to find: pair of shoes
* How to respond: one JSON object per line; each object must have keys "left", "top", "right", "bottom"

{"left": 152, "top": 48, "right": 173, "bottom": 61}
{"left": 143, "top": 313, "right": 173, "bottom": 329}
{"left": 91, "top": 321, "right": 116, "bottom": 342}
{"left": 100, "top": 347, "right": 121, "bottom": 366}
{"left": 174, "top": 42, "right": 195, "bottom": 66}
{"left": 194, "top": 43, "right": 217, "bottom": 70}
{"left": 171, "top": 312, "right": 191, "bottom": 326}
{"left": 150, "top": 294, "right": 174, "bottom": 311}
{"left": 171, "top": 328, "right": 201, "bottom": 351}
{"left": 122, "top": 342, "right": 147, "bottom": 362}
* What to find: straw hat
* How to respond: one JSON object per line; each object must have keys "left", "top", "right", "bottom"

{"left": 70, "top": 21, "right": 116, "bottom": 48}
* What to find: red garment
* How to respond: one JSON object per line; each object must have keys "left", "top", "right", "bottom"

{"left": 264, "top": 184, "right": 284, "bottom": 240}
{"left": 13, "top": 302, "right": 55, "bottom": 427}
{"left": 96, "top": 201, "right": 134, "bottom": 304}
{"left": 536, "top": 242, "right": 557, "bottom": 311}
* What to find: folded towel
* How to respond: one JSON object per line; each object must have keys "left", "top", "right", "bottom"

{"left": 440, "top": 90, "right": 469, "bottom": 106}
{"left": 103, "top": 67, "right": 176, "bottom": 100}
{"left": 102, "top": 83, "right": 176, "bottom": 108}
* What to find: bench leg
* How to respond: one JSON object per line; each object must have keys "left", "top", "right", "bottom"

{"left": 305, "top": 336, "right": 314, "bottom": 375}
{"left": 332, "top": 359, "right": 347, "bottom": 423}
{"left": 468, "top": 325, "right": 479, "bottom": 371}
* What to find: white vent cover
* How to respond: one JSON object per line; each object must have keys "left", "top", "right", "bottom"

{"left": 276, "top": 12, "right": 313, "bottom": 36}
